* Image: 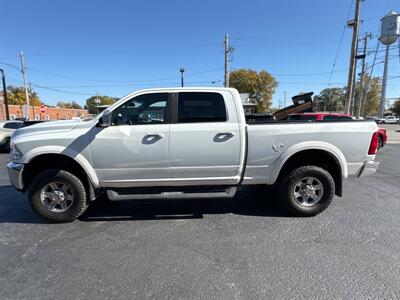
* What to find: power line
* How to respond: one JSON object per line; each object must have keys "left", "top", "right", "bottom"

{"left": 272, "top": 68, "right": 348, "bottom": 77}
{"left": 25, "top": 66, "right": 224, "bottom": 83}
{"left": 328, "top": 0, "right": 354, "bottom": 85}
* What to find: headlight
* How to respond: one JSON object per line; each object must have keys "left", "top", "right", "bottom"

{"left": 11, "top": 143, "right": 23, "bottom": 162}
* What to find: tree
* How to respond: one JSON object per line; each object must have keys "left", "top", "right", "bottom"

{"left": 354, "top": 75, "right": 381, "bottom": 116}
{"left": 6, "top": 86, "right": 41, "bottom": 107}
{"left": 313, "top": 87, "right": 346, "bottom": 112}
{"left": 391, "top": 99, "right": 400, "bottom": 116}
{"left": 86, "top": 95, "right": 118, "bottom": 114}
{"left": 57, "top": 101, "right": 83, "bottom": 109}
{"left": 229, "top": 69, "right": 278, "bottom": 112}
{"left": 312, "top": 75, "right": 381, "bottom": 116}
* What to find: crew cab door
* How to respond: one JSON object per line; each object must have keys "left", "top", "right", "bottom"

{"left": 90, "top": 92, "right": 171, "bottom": 187}
{"left": 169, "top": 91, "right": 242, "bottom": 186}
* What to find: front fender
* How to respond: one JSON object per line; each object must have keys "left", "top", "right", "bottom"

{"left": 22, "top": 146, "right": 100, "bottom": 188}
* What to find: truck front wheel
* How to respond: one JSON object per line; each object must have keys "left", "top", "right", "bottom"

{"left": 28, "top": 169, "right": 89, "bottom": 223}
{"left": 279, "top": 165, "right": 335, "bottom": 217}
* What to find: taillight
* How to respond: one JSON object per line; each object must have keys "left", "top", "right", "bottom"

{"left": 368, "top": 132, "right": 379, "bottom": 155}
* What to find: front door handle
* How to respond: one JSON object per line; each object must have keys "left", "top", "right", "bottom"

{"left": 214, "top": 132, "right": 235, "bottom": 142}
{"left": 143, "top": 134, "right": 164, "bottom": 144}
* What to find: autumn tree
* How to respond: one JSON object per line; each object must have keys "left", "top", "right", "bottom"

{"left": 86, "top": 95, "right": 118, "bottom": 114}
{"left": 313, "top": 75, "right": 381, "bottom": 116}
{"left": 229, "top": 69, "right": 278, "bottom": 112}
{"left": 6, "top": 86, "right": 41, "bottom": 107}
{"left": 354, "top": 75, "right": 381, "bottom": 117}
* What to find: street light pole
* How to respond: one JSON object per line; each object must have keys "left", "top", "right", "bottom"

{"left": 180, "top": 68, "right": 185, "bottom": 87}
{"left": 0, "top": 68, "right": 10, "bottom": 121}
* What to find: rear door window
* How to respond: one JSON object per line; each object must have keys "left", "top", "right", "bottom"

{"left": 177, "top": 92, "right": 227, "bottom": 123}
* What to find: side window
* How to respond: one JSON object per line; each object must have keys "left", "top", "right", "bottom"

{"left": 112, "top": 93, "right": 168, "bottom": 126}
{"left": 323, "top": 115, "right": 352, "bottom": 121}
{"left": 3, "top": 122, "right": 22, "bottom": 129}
{"left": 178, "top": 92, "right": 227, "bottom": 123}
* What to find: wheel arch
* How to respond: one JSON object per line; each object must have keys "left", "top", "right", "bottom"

{"left": 22, "top": 151, "right": 100, "bottom": 199}
{"left": 272, "top": 143, "right": 346, "bottom": 197}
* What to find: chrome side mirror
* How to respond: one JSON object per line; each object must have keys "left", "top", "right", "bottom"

{"left": 99, "top": 110, "right": 112, "bottom": 127}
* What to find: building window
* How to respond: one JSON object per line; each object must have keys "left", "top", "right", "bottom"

{"left": 35, "top": 114, "right": 40, "bottom": 120}
{"left": 10, "top": 114, "right": 16, "bottom": 120}
{"left": 45, "top": 115, "right": 50, "bottom": 120}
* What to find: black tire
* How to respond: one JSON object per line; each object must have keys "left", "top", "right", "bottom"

{"left": 0, "top": 138, "right": 10, "bottom": 153}
{"left": 279, "top": 165, "right": 335, "bottom": 217}
{"left": 28, "top": 169, "right": 89, "bottom": 223}
{"left": 378, "top": 136, "right": 383, "bottom": 149}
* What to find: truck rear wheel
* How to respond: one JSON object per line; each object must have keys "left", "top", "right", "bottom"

{"left": 28, "top": 169, "right": 89, "bottom": 223}
{"left": 279, "top": 165, "right": 335, "bottom": 217}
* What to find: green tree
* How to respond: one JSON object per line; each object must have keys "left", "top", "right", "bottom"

{"left": 313, "top": 87, "right": 346, "bottom": 112}
{"left": 229, "top": 69, "right": 278, "bottom": 112}
{"left": 57, "top": 101, "right": 83, "bottom": 109}
{"left": 6, "top": 85, "right": 41, "bottom": 107}
{"left": 86, "top": 95, "right": 118, "bottom": 114}
{"left": 391, "top": 99, "right": 400, "bottom": 116}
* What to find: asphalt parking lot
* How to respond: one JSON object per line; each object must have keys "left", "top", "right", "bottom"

{"left": 0, "top": 145, "right": 399, "bottom": 299}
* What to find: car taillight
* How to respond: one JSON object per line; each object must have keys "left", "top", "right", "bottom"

{"left": 368, "top": 132, "right": 379, "bottom": 155}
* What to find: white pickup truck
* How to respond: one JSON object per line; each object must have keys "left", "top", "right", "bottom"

{"left": 7, "top": 88, "right": 380, "bottom": 222}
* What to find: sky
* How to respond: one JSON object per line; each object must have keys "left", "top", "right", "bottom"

{"left": 1, "top": 0, "right": 400, "bottom": 108}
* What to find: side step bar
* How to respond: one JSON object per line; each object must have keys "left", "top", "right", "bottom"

{"left": 107, "top": 186, "right": 237, "bottom": 201}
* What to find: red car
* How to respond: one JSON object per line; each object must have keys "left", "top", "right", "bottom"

{"left": 288, "top": 113, "right": 387, "bottom": 149}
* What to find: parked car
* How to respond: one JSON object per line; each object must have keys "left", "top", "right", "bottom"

{"left": 287, "top": 113, "right": 387, "bottom": 149}
{"left": 0, "top": 120, "right": 45, "bottom": 152}
{"left": 376, "top": 127, "right": 387, "bottom": 149}
{"left": 7, "top": 88, "right": 380, "bottom": 222}
{"left": 287, "top": 112, "right": 354, "bottom": 121}
{"left": 379, "top": 116, "right": 399, "bottom": 124}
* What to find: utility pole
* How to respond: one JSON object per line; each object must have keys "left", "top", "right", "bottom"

{"left": 344, "top": 0, "right": 362, "bottom": 114}
{"left": 20, "top": 51, "right": 30, "bottom": 119}
{"left": 0, "top": 68, "right": 10, "bottom": 120}
{"left": 224, "top": 34, "right": 233, "bottom": 87}
{"left": 379, "top": 45, "right": 390, "bottom": 117}
{"left": 356, "top": 32, "right": 372, "bottom": 118}
{"left": 283, "top": 91, "right": 287, "bottom": 107}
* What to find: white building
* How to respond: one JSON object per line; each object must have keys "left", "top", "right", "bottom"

{"left": 239, "top": 93, "right": 257, "bottom": 114}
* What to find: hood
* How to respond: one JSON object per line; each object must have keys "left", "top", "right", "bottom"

{"left": 12, "top": 119, "right": 91, "bottom": 139}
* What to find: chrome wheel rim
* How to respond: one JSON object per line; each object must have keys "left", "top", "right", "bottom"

{"left": 40, "top": 181, "right": 74, "bottom": 213}
{"left": 293, "top": 177, "right": 324, "bottom": 207}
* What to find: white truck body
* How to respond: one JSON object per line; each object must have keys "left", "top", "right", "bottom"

{"left": 7, "top": 88, "right": 380, "bottom": 221}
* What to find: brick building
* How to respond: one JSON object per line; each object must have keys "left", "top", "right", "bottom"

{"left": 0, "top": 96, "right": 88, "bottom": 121}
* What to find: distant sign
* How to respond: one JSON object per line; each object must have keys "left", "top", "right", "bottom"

{"left": 40, "top": 104, "right": 46, "bottom": 113}
{"left": 380, "top": 11, "right": 400, "bottom": 45}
